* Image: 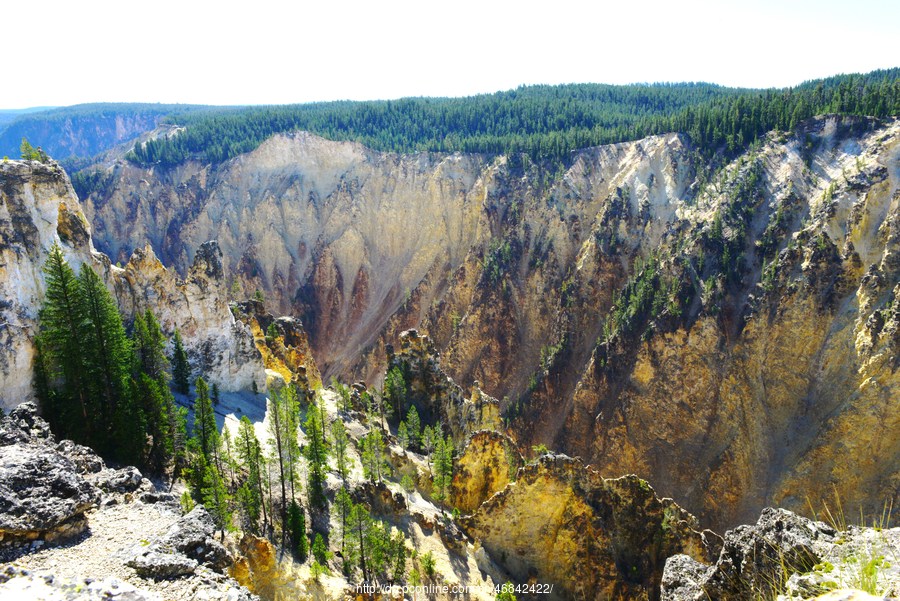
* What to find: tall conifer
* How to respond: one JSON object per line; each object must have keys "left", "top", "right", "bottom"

{"left": 171, "top": 329, "right": 190, "bottom": 395}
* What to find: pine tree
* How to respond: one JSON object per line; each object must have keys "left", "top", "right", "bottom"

{"left": 333, "top": 487, "right": 354, "bottom": 560}
{"left": 220, "top": 426, "right": 237, "bottom": 487}
{"left": 348, "top": 503, "right": 373, "bottom": 581}
{"left": 390, "top": 530, "right": 407, "bottom": 584}
{"left": 384, "top": 366, "right": 406, "bottom": 419}
{"left": 305, "top": 397, "right": 328, "bottom": 509}
{"left": 287, "top": 500, "right": 308, "bottom": 561}
{"left": 192, "top": 377, "right": 219, "bottom": 462}
{"left": 312, "top": 533, "right": 331, "bottom": 564}
{"left": 133, "top": 373, "right": 173, "bottom": 472}
{"left": 235, "top": 416, "right": 266, "bottom": 532}
{"left": 132, "top": 309, "right": 169, "bottom": 379}
{"left": 171, "top": 405, "right": 189, "bottom": 483}
{"left": 36, "top": 243, "right": 92, "bottom": 440}
{"left": 171, "top": 329, "right": 190, "bottom": 395}
{"left": 131, "top": 309, "right": 178, "bottom": 473}
{"left": 361, "top": 429, "right": 386, "bottom": 483}
{"left": 422, "top": 425, "right": 436, "bottom": 455}
{"left": 365, "top": 520, "right": 392, "bottom": 580}
{"left": 406, "top": 405, "right": 421, "bottom": 451}
{"left": 330, "top": 419, "right": 352, "bottom": 484}
{"left": 77, "top": 263, "right": 141, "bottom": 461}
{"left": 237, "top": 482, "right": 259, "bottom": 533}
{"left": 201, "top": 459, "right": 231, "bottom": 540}
{"left": 421, "top": 551, "right": 436, "bottom": 579}
{"left": 431, "top": 432, "right": 454, "bottom": 504}
{"left": 78, "top": 263, "right": 131, "bottom": 412}
{"left": 397, "top": 421, "right": 409, "bottom": 449}
{"left": 20, "top": 137, "right": 46, "bottom": 162}
{"left": 268, "top": 383, "right": 300, "bottom": 543}
{"left": 311, "top": 532, "right": 332, "bottom": 580}
{"left": 332, "top": 378, "right": 352, "bottom": 411}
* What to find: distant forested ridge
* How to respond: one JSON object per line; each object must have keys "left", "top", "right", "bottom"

{"left": 127, "top": 69, "right": 899, "bottom": 167}
{"left": 0, "top": 103, "right": 209, "bottom": 161}
{"left": 0, "top": 107, "right": 57, "bottom": 130}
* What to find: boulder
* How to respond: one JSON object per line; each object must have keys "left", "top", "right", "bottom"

{"left": 126, "top": 549, "right": 198, "bottom": 579}
{"left": 0, "top": 402, "right": 54, "bottom": 446}
{"left": 0, "top": 443, "right": 100, "bottom": 543}
{"left": 95, "top": 466, "right": 145, "bottom": 494}
{"left": 121, "top": 505, "right": 231, "bottom": 580}
{"left": 56, "top": 439, "right": 105, "bottom": 474}
{"left": 702, "top": 507, "right": 835, "bottom": 599}
{"left": 660, "top": 554, "right": 712, "bottom": 601}
{"left": 139, "top": 491, "right": 178, "bottom": 505}
{"left": 157, "top": 506, "right": 231, "bottom": 571}
{"left": 661, "top": 508, "right": 838, "bottom": 600}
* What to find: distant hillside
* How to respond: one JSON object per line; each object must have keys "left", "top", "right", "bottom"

{"left": 126, "top": 69, "right": 900, "bottom": 167}
{"left": 0, "top": 103, "right": 210, "bottom": 161}
{"left": 0, "top": 107, "right": 58, "bottom": 130}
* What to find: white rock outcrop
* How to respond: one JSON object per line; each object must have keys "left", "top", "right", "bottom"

{"left": 0, "top": 159, "right": 266, "bottom": 409}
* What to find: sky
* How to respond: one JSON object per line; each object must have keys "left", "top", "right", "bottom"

{"left": 4, "top": 0, "right": 898, "bottom": 109}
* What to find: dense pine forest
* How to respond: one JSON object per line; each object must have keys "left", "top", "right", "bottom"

{"left": 34, "top": 244, "right": 187, "bottom": 471}
{"left": 126, "top": 69, "right": 900, "bottom": 167}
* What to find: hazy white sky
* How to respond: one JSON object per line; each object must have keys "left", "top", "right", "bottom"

{"left": 4, "top": 0, "right": 898, "bottom": 108}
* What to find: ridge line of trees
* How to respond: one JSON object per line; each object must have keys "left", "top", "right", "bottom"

{"left": 123, "top": 70, "right": 899, "bottom": 168}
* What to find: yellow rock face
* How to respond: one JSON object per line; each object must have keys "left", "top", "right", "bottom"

{"left": 233, "top": 300, "right": 322, "bottom": 390}
{"left": 460, "top": 456, "right": 714, "bottom": 600}
{"left": 233, "top": 534, "right": 284, "bottom": 599}
{"left": 451, "top": 430, "right": 522, "bottom": 514}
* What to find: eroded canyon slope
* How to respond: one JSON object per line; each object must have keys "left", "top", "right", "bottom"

{"left": 77, "top": 116, "right": 900, "bottom": 529}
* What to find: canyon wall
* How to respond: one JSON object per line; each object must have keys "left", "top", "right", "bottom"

{"left": 78, "top": 118, "right": 900, "bottom": 529}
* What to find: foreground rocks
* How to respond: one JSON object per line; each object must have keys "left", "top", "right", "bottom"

{"left": 122, "top": 505, "right": 232, "bottom": 580}
{"left": 0, "top": 402, "right": 166, "bottom": 551}
{"left": 156, "top": 506, "right": 231, "bottom": 571}
{"left": 0, "top": 403, "right": 101, "bottom": 547}
{"left": 0, "top": 565, "right": 161, "bottom": 601}
{"left": 0, "top": 403, "right": 256, "bottom": 599}
{"left": 661, "top": 508, "right": 900, "bottom": 600}
{"left": 0, "top": 444, "right": 100, "bottom": 545}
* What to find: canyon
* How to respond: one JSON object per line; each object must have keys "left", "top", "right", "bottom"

{"left": 1, "top": 112, "right": 898, "bottom": 599}
{"left": 77, "top": 116, "right": 900, "bottom": 530}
